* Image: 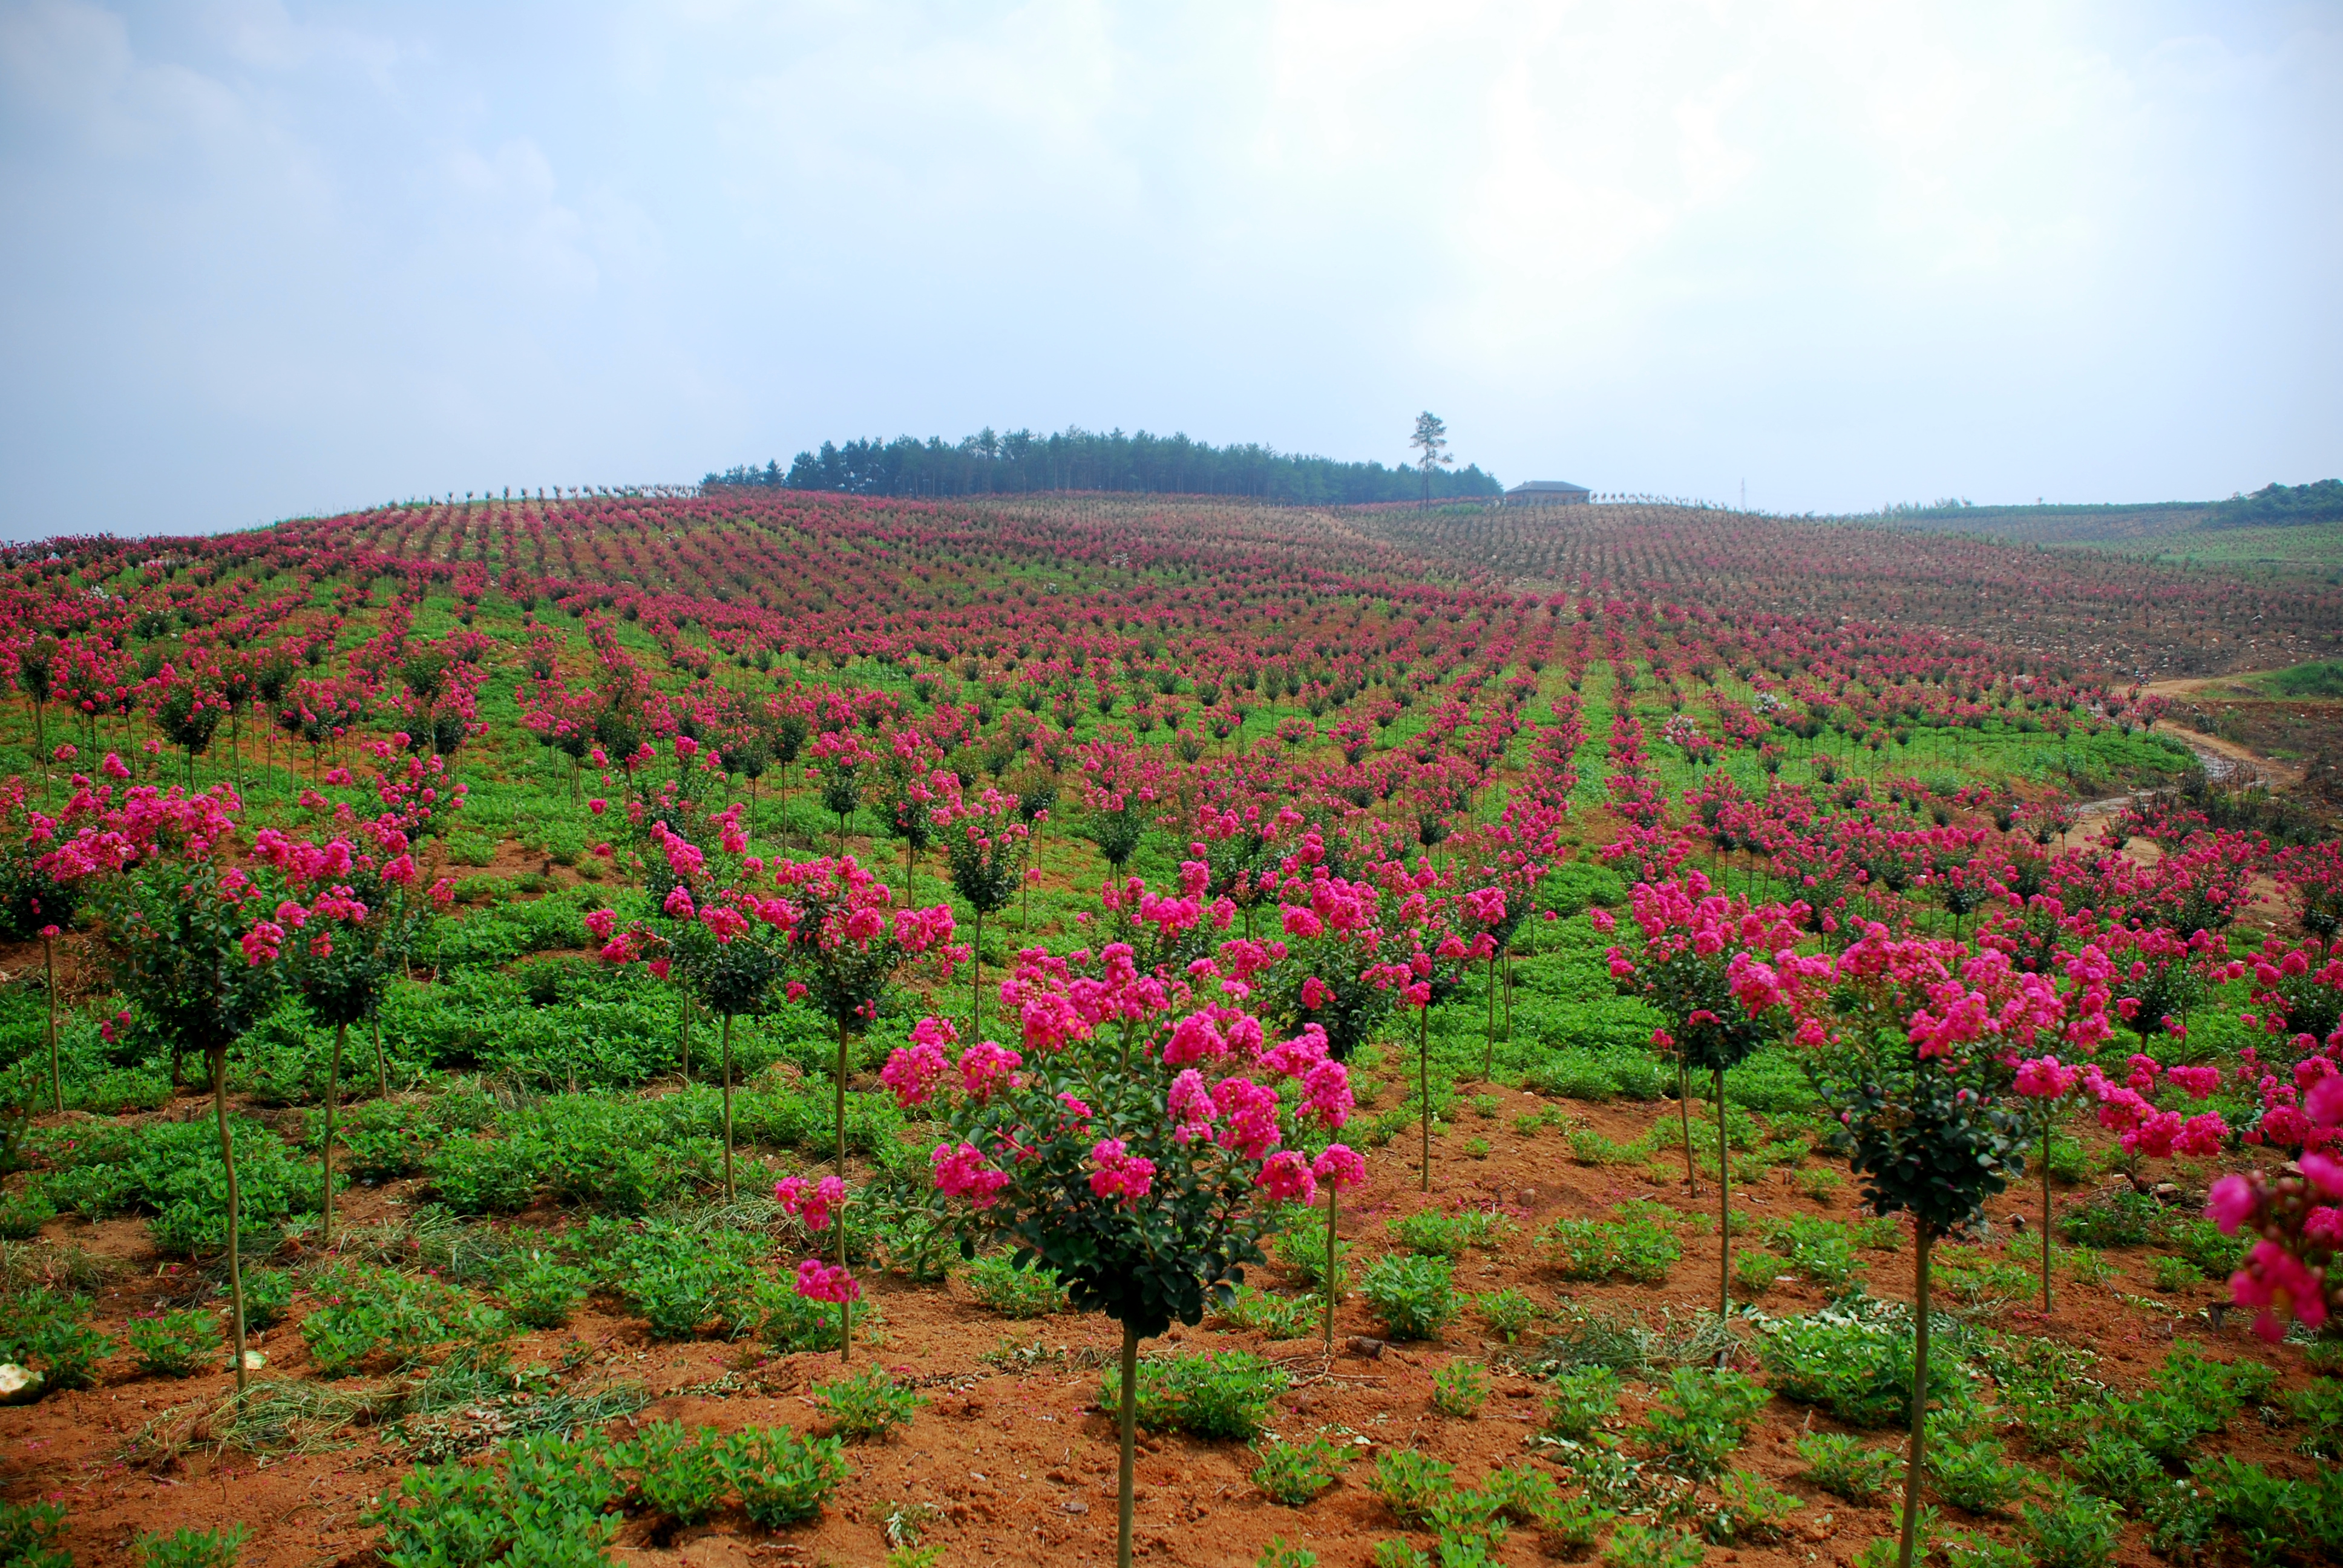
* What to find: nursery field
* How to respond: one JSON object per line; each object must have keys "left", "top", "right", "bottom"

{"left": 0, "top": 488, "right": 2340, "bottom": 1568}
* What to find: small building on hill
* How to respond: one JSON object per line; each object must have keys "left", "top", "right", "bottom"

{"left": 1503, "top": 480, "right": 1591, "bottom": 506}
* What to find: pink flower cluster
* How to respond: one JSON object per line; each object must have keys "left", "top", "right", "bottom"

{"left": 793, "top": 1259, "right": 861, "bottom": 1304}
{"left": 775, "top": 1174, "right": 845, "bottom": 1232}
{"left": 1087, "top": 1138, "right": 1156, "bottom": 1206}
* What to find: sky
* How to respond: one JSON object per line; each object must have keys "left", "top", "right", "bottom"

{"left": 2, "top": 1, "right": 2339, "bottom": 540}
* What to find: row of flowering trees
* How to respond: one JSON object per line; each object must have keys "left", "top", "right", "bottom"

{"left": 12, "top": 739, "right": 464, "bottom": 1392}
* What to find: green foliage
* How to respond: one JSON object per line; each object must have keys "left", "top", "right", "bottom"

{"left": 2065, "top": 1432, "right": 2163, "bottom": 1509}
{"left": 0, "top": 1187, "right": 55, "bottom": 1240}
{"left": 300, "top": 1263, "right": 477, "bottom": 1377}
{"left": 502, "top": 1257, "right": 589, "bottom": 1331}
{"left": 719, "top": 1425, "right": 848, "bottom": 1529}
{"left": 1101, "top": 1350, "right": 1290, "bottom": 1442}
{"left": 1474, "top": 1287, "right": 1541, "bottom": 1342}
{"left": 1541, "top": 1366, "right": 1622, "bottom": 1441}
{"left": 339, "top": 1098, "right": 436, "bottom": 1180}
{"left": 1259, "top": 1538, "right": 1320, "bottom": 1568}
{"left": 1603, "top": 1521, "right": 1705, "bottom": 1568}
{"left": 113, "top": 1117, "right": 318, "bottom": 1255}
{"left": 593, "top": 1220, "right": 764, "bottom": 1341}
{"left": 2019, "top": 1482, "right": 2120, "bottom": 1568}
{"left": 1634, "top": 1367, "right": 1769, "bottom": 1480}
{"left": 1936, "top": 1533, "right": 2035, "bottom": 1568}
{"left": 428, "top": 1134, "right": 545, "bottom": 1217}
{"left": 2199, "top": 1455, "right": 2343, "bottom": 1566}
{"left": 2112, "top": 1345, "right": 2273, "bottom": 1460}
{"left": 128, "top": 1308, "right": 218, "bottom": 1379}
{"left": 1706, "top": 1471, "right": 1798, "bottom": 1544}
{"left": 2289, "top": 1379, "right": 2343, "bottom": 1459}
{"left": 1795, "top": 1432, "right": 1898, "bottom": 1504}
{"left": 1432, "top": 1359, "right": 1487, "bottom": 1417}
{"left": 366, "top": 1431, "right": 627, "bottom": 1565}
{"left": 1539, "top": 1217, "right": 1680, "bottom": 1284}
{"left": 813, "top": 1367, "right": 923, "bottom": 1442}
{"left": 0, "top": 1287, "right": 111, "bottom": 1391}
{"left": 1362, "top": 1253, "right": 1460, "bottom": 1340}
{"left": 1214, "top": 1284, "right": 1316, "bottom": 1338}
{"left": 2057, "top": 1187, "right": 2162, "bottom": 1249}
{"left": 1272, "top": 1202, "right": 1348, "bottom": 1291}
{"left": 1369, "top": 1448, "right": 1455, "bottom": 1527}
{"left": 1731, "top": 1252, "right": 1783, "bottom": 1296}
{"left": 0, "top": 1497, "right": 72, "bottom": 1568}
{"left": 238, "top": 1267, "right": 293, "bottom": 1330}
{"left": 1388, "top": 1208, "right": 1511, "bottom": 1258}
{"left": 1760, "top": 1214, "right": 1867, "bottom": 1289}
{"left": 966, "top": 1253, "right": 1069, "bottom": 1319}
{"left": 1252, "top": 1435, "right": 1349, "bottom": 1506}
{"left": 2165, "top": 1217, "right": 2250, "bottom": 1281}
{"left": 1757, "top": 1304, "right": 1961, "bottom": 1428}
{"left": 754, "top": 1279, "right": 846, "bottom": 1354}
{"left": 1928, "top": 1438, "right": 2028, "bottom": 1515}
{"left": 135, "top": 1524, "right": 247, "bottom": 1568}
{"left": 623, "top": 1421, "right": 726, "bottom": 1525}
{"left": 1479, "top": 1463, "right": 1562, "bottom": 1527}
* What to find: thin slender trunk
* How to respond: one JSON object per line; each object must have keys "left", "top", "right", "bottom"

{"left": 43, "top": 936, "right": 59, "bottom": 1114}
{"left": 1322, "top": 1186, "right": 1340, "bottom": 1355}
{"left": 214, "top": 1051, "right": 248, "bottom": 1394}
{"left": 721, "top": 1013, "right": 735, "bottom": 1203}
{"left": 2040, "top": 1122, "right": 2053, "bottom": 1314}
{"left": 1716, "top": 1068, "right": 1729, "bottom": 1319}
{"left": 1116, "top": 1319, "right": 1141, "bottom": 1568}
{"left": 971, "top": 909, "right": 983, "bottom": 1043}
{"left": 1677, "top": 1062, "right": 1697, "bottom": 1191}
{"left": 323, "top": 1023, "right": 344, "bottom": 1246}
{"left": 1418, "top": 1004, "right": 1432, "bottom": 1194}
{"left": 1898, "top": 1227, "right": 1934, "bottom": 1568}
{"left": 1483, "top": 954, "right": 1496, "bottom": 1079}
{"left": 836, "top": 1017, "right": 852, "bottom": 1363}
{"left": 371, "top": 1014, "right": 388, "bottom": 1098}
{"left": 678, "top": 990, "right": 692, "bottom": 1083}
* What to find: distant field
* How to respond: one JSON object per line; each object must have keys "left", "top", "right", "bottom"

{"left": 2090, "top": 519, "right": 2343, "bottom": 576}
{"left": 1871, "top": 506, "right": 2343, "bottom": 579}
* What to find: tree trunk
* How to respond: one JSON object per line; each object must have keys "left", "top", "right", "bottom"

{"left": 1322, "top": 1185, "right": 1340, "bottom": 1356}
{"left": 214, "top": 1050, "right": 249, "bottom": 1395}
{"left": 1483, "top": 953, "right": 1496, "bottom": 1079}
{"left": 1677, "top": 1062, "right": 1698, "bottom": 1191}
{"left": 1716, "top": 1068, "right": 1729, "bottom": 1320}
{"left": 371, "top": 1014, "right": 388, "bottom": 1098}
{"left": 678, "top": 990, "right": 692, "bottom": 1083}
{"left": 2040, "top": 1122, "right": 2053, "bottom": 1314}
{"left": 1418, "top": 1003, "right": 1432, "bottom": 1194}
{"left": 1898, "top": 1226, "right": 1933, "bottom": 1568}
{"left": 1116, "top": 1318, "right": 1141, "bottom": 1568}
{"left": 721, "top": 1013, "right": 735, "bottom": 1203}
{"left": 43, "top": 935, "right": 59, "bottom": 1115}
{"left": 323, "top": 1023, "right": 344, "bottom": 1247}
{"left": 971, "top": 909, "right": 983, "bottom": 1043}
{"left": 836, "top": 1016, "right": 852, "bottom": 1363}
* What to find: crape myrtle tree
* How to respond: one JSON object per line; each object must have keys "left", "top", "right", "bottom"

{"left": 778, "top": 855, "right": 959, "bottom": 1361}
{"left": 894, "top": 923, "right": 1353, "bottom": 1568}
{"left": 269, "top": 844, "right": 407, "bottom": 1249}
{"left": 1798, "top": 930, "right": 2042, "bottom": 1568}
{"left": 608, "top": 808, "right": 788, "bottom": 1203}
{"left": 97, "top": 855, "right": 293, "bottom": 1395}
{"left": 941, "top": 782, "right": 1028, "bottom": 1044}
{"left": 1602, "top": 874, "right": 1822, "bottom": 1318}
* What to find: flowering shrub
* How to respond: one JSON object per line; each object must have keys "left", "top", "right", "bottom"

{"left": 905, "top": 932, "right": 1354, "bottom": 1566}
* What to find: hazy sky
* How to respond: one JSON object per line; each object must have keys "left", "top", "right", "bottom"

{"left": 3, "top": 1, "right": 2338, "bottom": 539}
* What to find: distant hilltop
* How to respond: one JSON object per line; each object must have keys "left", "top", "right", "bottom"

{"left": 706, "top": 426, "right": 1502, "bottom": 505}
